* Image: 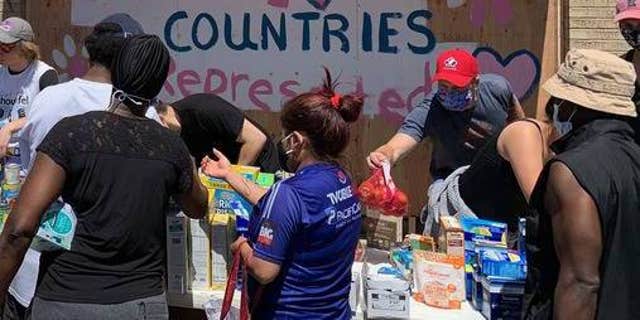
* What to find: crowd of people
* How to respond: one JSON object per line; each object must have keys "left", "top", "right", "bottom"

{"left": 0, "top": 0, "right": 637, "bottom": 319}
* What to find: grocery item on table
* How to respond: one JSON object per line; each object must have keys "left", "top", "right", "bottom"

{"left": 390, "top": 247, "right": 413, "bottom": 280}
{"left": 190, "top": 218, "right": 212, "bottom": 290}
{"left": 438, "top": 216, "right": 464, "bottom": 257}
{"left": 364, "top": 262, "right": 411, "bottom": 319}
{"left": 405, "top": 234, "right": 436, "bottom": 252}
{"left": 4, "top": 162, "right": 20, "bottom": 186}
{"left": 166, "top": 214, "right": 190, "bottom": 294}
{"left": 200, "top": 165, "right": 260, "bottom": 190}
{"left": 460, "top": 217, "right": 508, "bottom": 250}
{"left": 210, "top": 213, "right": 235, "bottom": 290}
{"left": 362, "top": 209, "right": 403, "bottom": 250}
{"left": 481, "top": 276, "right": 525, "bottom": 320}
{"left": 413, "top": 250, "right": 465, "bottom": 309}
{"left": 478, "top": 248, "right": 526, "bottom": 280}
{"left": 357, "top": 162, "right": 408, "bottom": 217}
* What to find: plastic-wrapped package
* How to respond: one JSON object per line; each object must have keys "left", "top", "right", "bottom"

{"left": 358, "top": 162, "right": 408, "bottom": 217}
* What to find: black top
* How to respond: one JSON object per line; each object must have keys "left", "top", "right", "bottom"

{"left": 172, "top": 94, "right": 280, "bottom": 173}
{"left": 35, "top": 111, "right": 194, "bottom": 304}
{"left": 459, "top": 120, "right": 542, "bottom": 234}
{"left": 524, "top": 119, "right": 640, "bottom": 320}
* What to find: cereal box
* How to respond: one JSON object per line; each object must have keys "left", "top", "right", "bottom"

{"left": 439, "top": 216, "right": 464, "bottom": 257}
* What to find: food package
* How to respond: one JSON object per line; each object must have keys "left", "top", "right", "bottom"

{"left": 358, "top": 162, "right": 408, "bottom": 217}
{"left": 460, "top": 217, "right": 507, "bottom": 251}
{"left": 166, "top": 214, "right": 190, "bottom": 294}
{"left": 364, "top": 262, "right": 411, "bottom": 319}
{"left": 405, "top": 234, "right": 436, "bottom": 252}
{"left": 189, "top": 218, "right": 211, "bottom": 290}
{"left": 210, "top": 213, "right": 236, "bottom": 290}
{"left": 200, "top": 165, "right": 260, "bottom": 190}
{"left": 438, "top": 216, "right": 464, "bottom": 257}
{"left": 362, "top": 209, "right": 403, "bottom": 250}
{"left": 413, "top": 250, "right": 465, "bottom": 309}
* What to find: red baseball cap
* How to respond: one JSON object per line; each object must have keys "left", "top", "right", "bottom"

{"left": 432, "top": 49, "right": 479, "bottom": 87}
{"left": 616, "top": 0, "right": 640, "bottom": 22}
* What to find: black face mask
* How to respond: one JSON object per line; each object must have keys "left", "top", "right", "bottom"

{"left": 277, "top": 134, "right": 299, "bottom": 173}
{"left": 621, "top": 26, "right": 640, "bottom": 50}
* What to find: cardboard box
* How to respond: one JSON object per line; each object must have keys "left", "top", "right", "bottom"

{"left": 364, "top": 262, "right": 411, "bottom": 319}
{"left": 166, "top": 214, "right": 190, "bottom": 294}
{"left": 406, "top": 234, "right": 435, "bottom": 252}
{"left": 189, "top": 218, "right": 211, "bottom": 290}
{"left": 363, "top": 210, "right": 403, "bottom": 250}
{"left": 200, "top": 165, "right": 260, "bottom": 190}
{"left": 439, "top": 216, "right": 464, "bottom": 257}
{"left": 413, "top": 250, "right": 465, "bottom": 309}
{"left": 210, "top": 214, "right": 236, "bottom": 290}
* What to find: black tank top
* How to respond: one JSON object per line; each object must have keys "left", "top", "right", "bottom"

{"left": 459, "top": 119, "right": 543, "bottom": 233}
{"left": 524, "top": 119, "right": 640, "bottom": 320}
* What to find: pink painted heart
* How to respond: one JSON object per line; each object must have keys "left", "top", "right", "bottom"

{"left": 473, "top": 47, "right": 540, "bottom": 100}
{"left": 267, "top": 0, "right": 289, "bottom": 8}
{"left": 306, "top": 0, "right": 333, "bottom": 10}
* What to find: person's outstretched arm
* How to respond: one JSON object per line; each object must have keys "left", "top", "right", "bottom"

{"left": 0, "top": 153, "right": 65, "bottom": 302}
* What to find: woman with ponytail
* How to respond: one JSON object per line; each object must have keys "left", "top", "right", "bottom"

{"left": 202, "top": 68, "right": 363, "bottom": 320}
{"left": 0, "top": 35, "right": 208, "bottom": 319}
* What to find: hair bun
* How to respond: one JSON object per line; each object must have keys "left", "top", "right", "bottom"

{"left": 337, "top": 94, "right": 363, "bottom": 123}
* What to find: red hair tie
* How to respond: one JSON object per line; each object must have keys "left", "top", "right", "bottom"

{"left": 330, "top": 93, "right": 341, "bottom": 109}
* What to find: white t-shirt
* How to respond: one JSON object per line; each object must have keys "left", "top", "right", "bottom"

{"left": 11, "top": 78, "right": 161, "bottom": 307}
{"left": 0, "top": 61, "right": 54, "bottom": 129}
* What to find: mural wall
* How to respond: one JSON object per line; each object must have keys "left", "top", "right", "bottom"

{"left": 27, "top": 0, "right": 559, "bottom": 228}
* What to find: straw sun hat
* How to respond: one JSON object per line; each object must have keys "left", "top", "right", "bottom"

{"left": 543, "top": 49, "right": 638, "bottom": 118}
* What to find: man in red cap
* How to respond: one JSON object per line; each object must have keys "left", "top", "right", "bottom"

{"left": 367, "top": 48, "right": 523, "bottom": 230}
{"left": 616, "top": 0, "right": 640, "bottom": 139}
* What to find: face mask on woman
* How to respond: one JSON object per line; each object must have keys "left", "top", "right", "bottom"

{"left": 552, "top": 100, "right": 576, "bottom": 138}
{"left": 277, "top": 133, "right": 301, "bottom": 173}
{"left": 436, "top": 85, "right": 473, "bottom": 111}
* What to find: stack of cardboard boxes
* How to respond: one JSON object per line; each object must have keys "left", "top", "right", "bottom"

{"left": 166, "top": 165, "right": 276, "bottom": 295}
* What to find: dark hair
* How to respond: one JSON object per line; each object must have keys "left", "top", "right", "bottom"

{"left": 281, "top": 68, "right": 363, "bottom": 159}
{"left": 84, "top": 23, "right": 127, "bottom": 68}
{"left": 111, "top": 34, "right": 170, "bottom": 116}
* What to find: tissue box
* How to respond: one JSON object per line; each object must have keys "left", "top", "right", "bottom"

{"left": 365, "top": 263, "right": 411, "bottom": 319}
{"left": 34, "top": 201, "right": 76, "bottom": 250}
{"left": 189, "top": 218, "right": 211, "bottom": 290}
{"left": 166, "top": 214, "right": 190, "bottom": 294}
{"left": 413, "top": 250, "right": 465, "bottom": 309}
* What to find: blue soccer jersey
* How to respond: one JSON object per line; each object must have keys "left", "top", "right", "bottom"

{"left": 248, "top": 163, "right": 362, "bottom": 319}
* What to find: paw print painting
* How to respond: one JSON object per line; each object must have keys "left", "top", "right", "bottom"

{"left": 448, "top": 0, "right": 513, "bottom": 28}
{"left": 51, "top": 35, "right": 89, "bottom": 82}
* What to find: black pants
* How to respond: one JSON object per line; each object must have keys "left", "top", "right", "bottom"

{"left": 2, "top": 294, "right": 30, "bottom": 320}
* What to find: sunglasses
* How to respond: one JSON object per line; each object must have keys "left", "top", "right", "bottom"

{"left": 0, "top": 42, "right": 17, "bottom": 53}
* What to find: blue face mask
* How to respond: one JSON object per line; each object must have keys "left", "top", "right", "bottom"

{"left": 437, "top": 86, "right": 473, "bottom": 111}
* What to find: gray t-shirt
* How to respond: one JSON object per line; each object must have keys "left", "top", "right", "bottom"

{"left": 399, "top": 73, "right": 515, "bottom": 180}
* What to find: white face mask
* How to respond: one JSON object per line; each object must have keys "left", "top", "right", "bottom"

{"left": 552, "top": 100, "right": 576, "bottom": 138}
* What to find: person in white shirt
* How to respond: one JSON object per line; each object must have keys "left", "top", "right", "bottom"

{"left": 0, "top": 17, "right": 58, "bottom": 161}
{"left": 6, "top": 14, "right": 153, "bottom": 320}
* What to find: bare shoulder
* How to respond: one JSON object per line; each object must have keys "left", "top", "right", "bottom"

{"left": 497, "top": 119, "right": 544, "bottom": 158}
{"left": 545, "top": 161, "right": 595, "bottom": 215}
